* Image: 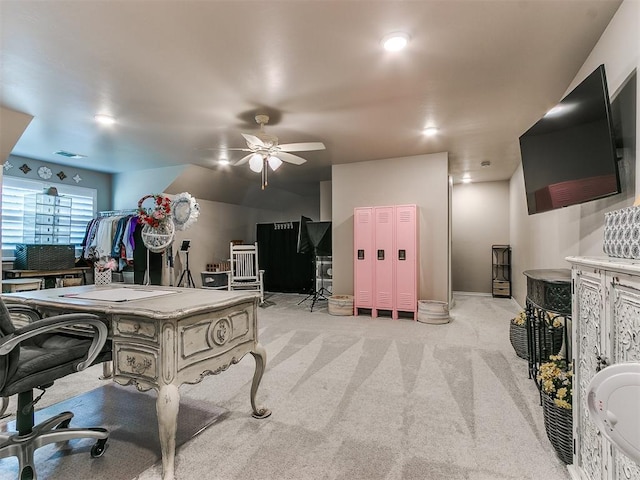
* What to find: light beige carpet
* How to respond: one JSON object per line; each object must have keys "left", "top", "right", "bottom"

{"left": 0, "top": 293, "right": 573, "bottom": 480}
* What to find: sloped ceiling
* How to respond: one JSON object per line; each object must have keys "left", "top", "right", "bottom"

{"left": 0, "top": 0, "right": 623, "bottom": 197}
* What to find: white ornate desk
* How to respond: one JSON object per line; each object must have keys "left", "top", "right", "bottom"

{"left": 1, "top": 284, "right": 271, "bottom": 480}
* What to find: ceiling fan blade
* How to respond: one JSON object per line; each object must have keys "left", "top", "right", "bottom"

{"left": 200, "top": 147, "right": 251, "bottom": 151}
{"left": 278, "top": 142, "right": 325, "bottom": 152}
{"left": 278, "top": 152, "right": 307, "bottom": 165}
{"left": 241, "top": 133, "right": 265, "bottom": 148}
{"left": 233, "top": 154, "right": 253, "bottom": 166}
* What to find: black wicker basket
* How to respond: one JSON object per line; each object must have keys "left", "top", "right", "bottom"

{"left": 542, "top": 393, "right": 573, "bottom": 464}
{"left": 535, "top": 325, "right": 564, "bottom": 360}
{"left": 509, "top": 320, "right": 528, "bottom": 359}
{"left": 509, "top": 318, "right": 563, "bottom": 361}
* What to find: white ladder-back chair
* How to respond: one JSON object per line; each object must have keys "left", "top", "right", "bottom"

{"left": 228, "top": 242, "right": 265, "bottom": 304}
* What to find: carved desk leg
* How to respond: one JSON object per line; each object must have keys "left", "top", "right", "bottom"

{"left": 250, "top": 343, "right": 271, "bottom": 419}
{"left": 156, "top": 383, "right": 180, "bottom": 480}
{"left": 100, "top": 360, "right": 113, "bottom": 380}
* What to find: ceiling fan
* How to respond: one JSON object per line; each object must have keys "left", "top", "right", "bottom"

{"left": 230, "top": 114, "right": 325, "bottom": 189}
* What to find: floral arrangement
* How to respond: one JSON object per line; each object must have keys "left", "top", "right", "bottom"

{"left": 538, "top": 355, "right": 573, "bottom": 409}
{"left": 94, "top": 257, "right": 117, "bottom": 272}
{"left": 546, "top": 313, "right": 566, "bottom": 329}
{"left": 137, "top": 194, "right": 172, "bottom": 228}
{"left": 511, "top": 310, "right": 565, "bottom": 328}
{"left": 512, "top": 310, "right": 527, "bottom": 326}
{"left": 171, "top": 192, "right": 200, "bottom": 231}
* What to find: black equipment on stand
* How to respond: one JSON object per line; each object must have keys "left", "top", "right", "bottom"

{"left": 297, "top": 220, "right": 332, "bottom": 311}
{"left": 177, "top": 240, "right": 195, "bottom": 288}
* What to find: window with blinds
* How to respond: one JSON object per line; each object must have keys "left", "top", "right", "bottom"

{"left": 2, "top": 176, "right": 97, "bottom": 258}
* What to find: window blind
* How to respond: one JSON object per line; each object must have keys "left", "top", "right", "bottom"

{"left": 1, "top": 176, "right": 97, "bottom": 258}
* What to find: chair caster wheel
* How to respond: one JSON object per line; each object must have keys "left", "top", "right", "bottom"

{"left": 91, "top": 439, "right": 108, "bottom": 458}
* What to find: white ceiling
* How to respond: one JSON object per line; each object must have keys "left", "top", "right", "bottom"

{"left": 0, "top": 0, "right": 622, "bottom": 197}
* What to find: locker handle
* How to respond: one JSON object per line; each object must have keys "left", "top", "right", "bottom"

{"left": 357, "top": 249, "right": 365, "bottom": 260}
{"left": 377, "top": 249, "right": 385, "bottom": 260}
{"left": 398, "top": 249, "right": 406, "bottom": 260}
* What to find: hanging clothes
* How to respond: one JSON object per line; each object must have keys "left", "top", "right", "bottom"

{"left": 80, "top": 212, "right": 139, "bottom": 270}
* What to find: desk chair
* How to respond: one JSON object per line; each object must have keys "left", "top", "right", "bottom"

{"left": 0, "top": 299, "right": 110, "bottom": 480}
{"left": 228, "top": 242, "right": 265, "bottom": 304}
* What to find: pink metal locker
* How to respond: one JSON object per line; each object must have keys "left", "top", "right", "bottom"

{"left": 394, "top": 204, "right": 418, "bottom": 320}
{"left": 374, "top": 206, "right": 394, "bottom": 318}
{"left": 354, "top": 207, "right": 374, "bottom": 315}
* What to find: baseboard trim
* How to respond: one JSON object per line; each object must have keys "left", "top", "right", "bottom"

{"left": 453, "top": 291, "right": 492, "bottom": 297}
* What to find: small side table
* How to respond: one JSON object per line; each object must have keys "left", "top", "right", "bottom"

{"left": 201, "top": 271, "right": 230, "bottom": 290}
{"left": 2, "top": 278, "right": 43, "bottom": 293}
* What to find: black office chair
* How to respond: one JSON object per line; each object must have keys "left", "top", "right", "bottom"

{"left": 0, "top": 299, "right": 110, "bottom": 480}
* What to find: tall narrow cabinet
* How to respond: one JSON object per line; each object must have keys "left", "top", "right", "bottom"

{"left": 354, "top": 204, "right": 418, "bottom": 320}
{"left": 567, "top": 256, "right": 640, "bottom": 480}
{"left": 492, "top": 245, "right": 511, "bottom": 298}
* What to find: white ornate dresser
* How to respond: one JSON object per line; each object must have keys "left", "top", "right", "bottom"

{"left": 567, "top": 256, "right": 640, "bottom": 480}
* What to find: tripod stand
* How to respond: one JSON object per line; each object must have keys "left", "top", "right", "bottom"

{"left": 177, "top": 248, "right": 195, "bottom": 288}
{"left": 298, "top": 254, "right": 332, "bottom": 312}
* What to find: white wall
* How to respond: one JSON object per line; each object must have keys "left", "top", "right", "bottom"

{"left": 170, "top": 196, "right": 318, "bottom": 287}
{"left": 332, "top": 152, "right": 449, "bottom": 302}
{"left": 319, "top": 180, "right": 332, "bottom": 221}
{"left": 112, "top": 165, "right": 188, "bottom": 210}
{"left": 509, "top": 0, "right": 639, "bottom": 307}
{"left": 452, "top": 181, "right": 510, "bottom": 293}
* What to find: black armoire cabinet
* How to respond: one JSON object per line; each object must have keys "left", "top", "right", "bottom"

{"left": 256, "top": 222, "right": 314, "bottom": 294}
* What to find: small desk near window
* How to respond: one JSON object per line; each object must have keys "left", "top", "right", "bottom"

{"left": 2, "top": 278, "right": 43, "bottom": 293}
{"left": 4, "top": 267, "right": 90, "bottom": 288}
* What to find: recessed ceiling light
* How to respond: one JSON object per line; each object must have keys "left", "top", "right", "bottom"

{"left": 382, "top": 32, "right": 410, "bottom": 52}
{"left": 423, "top": 127, "right": 439, "bottom": 136}
{"left": 94, "top": 114, "right": 116, "bottom": 125}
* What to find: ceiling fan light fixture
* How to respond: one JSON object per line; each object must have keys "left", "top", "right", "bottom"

{"left": 94, "top": 113, "right": 116, "bottom": 125}
{"left": 267, "top": 155, "right": 282, "bottom": 171}
{"left": 382, "top": 32, "right": 410, "bottom": 51}
{"left": 249, "top": 153, "right": 264, "bottom": 172}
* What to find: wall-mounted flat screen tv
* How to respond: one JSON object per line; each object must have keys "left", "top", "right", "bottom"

{"left": 519, "top": 64, "right": 620, "bottom": 215}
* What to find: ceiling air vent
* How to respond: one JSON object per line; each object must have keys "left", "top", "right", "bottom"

{"left": 53, "top": 150, "right": 86, "bottom": 159}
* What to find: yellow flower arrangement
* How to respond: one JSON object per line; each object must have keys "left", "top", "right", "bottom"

{"left": 537, "top": 355, "right": 573, "bottom": 409}
{"left": 511, "top": 310, "right": 566, "bottom": 328}
{"left": 512, "top": 310, "right": 527, "bottom": 326}
{"left": 546, "top": 312, "right": 566, "bottom": 329}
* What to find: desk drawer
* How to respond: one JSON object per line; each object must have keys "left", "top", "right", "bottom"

{"left": 113, "top": 316, "right": 158, "bottom": 342}
{"left": 114, "top": 343, "right": 159, "bottom": 384}
{"left": 177, "top": 304, "right": 255, "bottom": 370}
{"left": 493, "top": 287, "right": 511, "bottom": 296}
